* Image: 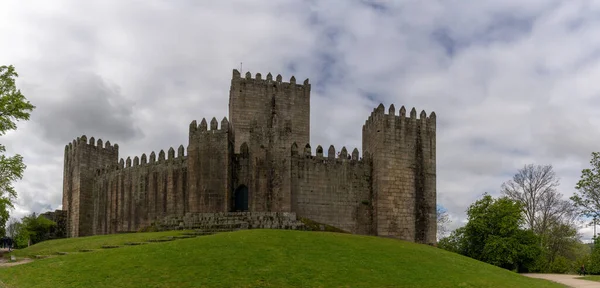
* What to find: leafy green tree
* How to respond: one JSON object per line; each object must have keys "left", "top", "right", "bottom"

{"left": 464, "top": 194, "right": 541, "bottom": 272}
{"left": 544, "top": 222, "right": 579, "bottom": 262}
{"left": 7, "top": 213, "right": 57, "bottom": 248}
{"left": 572, "top": 242, "right": 592, "bottom": 274}
{"left": 13, "top": 224, "right": 30, "bottom": 249}
{"left": 0, "top": 65, "right": 36, "bottom": 232}
{"left": 572, "top": 153, "right": 600, "bottom": 226}
{"left": 586, "top": 237, "right": 600, "bottom": 274}
{"left": 437, "top": 226, "right": 465, "bottom": 254}
{"left": 439, "top": 194, "right": 541, "bottom": 272}
{"left": 21, "top": 212, "right": 56, "bottom": 245}
{"left": 529, "top": 220, "right": 583, "bottom": 273}
{"left": 548, "top": 256, "right": 570, "bottom": 274}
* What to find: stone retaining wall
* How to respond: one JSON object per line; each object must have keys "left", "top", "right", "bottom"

{"left": 157, "top": 212, "right": 306, "bottom": 231}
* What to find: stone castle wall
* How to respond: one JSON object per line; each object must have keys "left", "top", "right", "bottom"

{"left": 91, "top": 146, "right": 188, "bottom": 234}
{"left": 291, "top": 144, "right": 373, "bottom": 235}
{"left": 63, "top": 137, "right": 118, "bottom": 237}
{"left": 60, "top": 69, "right": 437, "bottom": 244}
{"left": 363, "top": 104, "right": 436, "bottom": 243}
{"left": 228, "top": 70, "right": 310, "bottom": 153}
{"left": 40, "top": 209, "right": 68, "bottom": 239}
{"left": 85, "top": 117, "right": 232, "bottom": 235}
{"left": 187, "top": 117, "right": 233, "bottom": 213}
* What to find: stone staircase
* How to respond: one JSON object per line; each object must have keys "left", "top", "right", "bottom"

{"left": 156, "top": 212, "right": 306, "bottom": 234}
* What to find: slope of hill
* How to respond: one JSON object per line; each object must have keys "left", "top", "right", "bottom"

{"left": 0, "top": 230, "right": 565, "bottom": 288}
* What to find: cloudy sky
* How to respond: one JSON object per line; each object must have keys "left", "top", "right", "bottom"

{"left": 2, "top": 0, "right": 600, "bottom": 240}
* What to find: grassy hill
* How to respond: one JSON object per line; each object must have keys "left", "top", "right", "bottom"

{"left": 0, "top": 230, "right": 565, "bottom": 288}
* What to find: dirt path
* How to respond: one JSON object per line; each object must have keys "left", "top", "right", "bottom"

{"left": 523, "top": 273, "right": 600, "bottom": 288}
{"left": 0, "top": 248, "right": 33, "bottom": 268}
{"left": 0, "top": 258, "right": 32, "bottom": 267}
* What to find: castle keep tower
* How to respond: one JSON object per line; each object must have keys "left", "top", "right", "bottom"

{"left": 228, "top": 70, "right": 310, "bottom": 153}
{"left": 60, "top": 68, "right": 437, "bottom": 244}
{"left": 362, "top": 104, "right": 436, "bottom": 244}
{"left": 228, "top": 71, "right": 311, "bottom": 212}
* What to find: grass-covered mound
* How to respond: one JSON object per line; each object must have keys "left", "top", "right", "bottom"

{"left": 0, "top": 230, "right": 565, "bottom": 288}
{"left": 6, "top": 230, "right": 192, "bottom": 258}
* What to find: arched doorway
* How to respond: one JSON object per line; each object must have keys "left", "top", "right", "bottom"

{"left": 233, "top": 185, "right": 249, "bottom": 212}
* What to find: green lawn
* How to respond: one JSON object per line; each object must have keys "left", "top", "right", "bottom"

{"left": 6, "top": 230, "right": 192, "bottom": 258}
{"left": 0, "top": 230, "right": 566, "bottom": 288}
{"left": 578, "top": 275, "right": 600, "bottom": 282}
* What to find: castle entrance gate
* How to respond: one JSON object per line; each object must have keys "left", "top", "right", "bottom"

{"left": 234, "top": 185, "right": 249, "bottom": 212}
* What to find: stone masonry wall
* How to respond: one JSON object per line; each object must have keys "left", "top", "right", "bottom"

{"left": 362, "top": 104, "right": 436, "bottom": 244}
{"left": 290, "top": 143, "right": 373, "bottom": 235}
{"left": 158, "top": 212, "right": 305, "bottom": 231}
{"left": 233, "top": 137, "right": 293, "bottom": 213}
{"left": 187, "top": 117, "right": 233, "bottom": 213}
{"left": 92, "top": 146, "right": 188, "bottom": 234}
{"left": 63, "top": 136, "right": 118, "bottom": 237}
{"left": 228, "top": 70, "right": 310, "bottom": 153}
{"left": 233, "top": 141, "right": 270, "bottom": 212}
{"left": 236, "top": 111, "right": 295, "bottom": 213}
{"left": 230, "top": 68, "right": 311, "bottom": 213}
{"left": 40, "top": 209, "right": 68, "bottom": 239}
{"left": 61, "top": 69, "right": 436, "bottom": 244}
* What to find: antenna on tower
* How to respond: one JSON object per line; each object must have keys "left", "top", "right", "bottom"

{"left": 240, "top": 62, "right": 243, "bottom": 73}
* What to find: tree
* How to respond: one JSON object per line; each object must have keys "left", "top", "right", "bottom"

{"left": 463, "top": 194, "right": 541, "bottom": 271}
{"left": 533, "top": 220, "right": 582, "bottom": 273}
{"left": 587, "top": 237, "right": 600, "bottom": 274}
{"left": 500, "top": 164, "right": 574, "bottom": 233}
{"left": 437, "top": 226, "right": 465, "bottom": 254}
{"left": 501, "top": 164, "right": 583, "bottom": 273}
{"left": 572, "top": 152, "right": 600, "bottom": 226}
{"left": 0, "top": 65, "right": 35, "bottom": 232}
{"left": 572, "top": 242, "right": 592, "bottom": 274}
{"left": 437, "top": 205, "right": 451, "bottom": 239}
{"left": 543, "top": 222, "right": 579, "bottom": 262}
{"left": 5, "top": 213, "right": 57, "bottom": 248}
{"left": 5, "top": 217, "right": 20, "bottom": 238}
{"left": 20, "top": 212, "right": 56, "bottom": 245}
{"left": 438, "top": 193, "right": 541, "bottom": 272}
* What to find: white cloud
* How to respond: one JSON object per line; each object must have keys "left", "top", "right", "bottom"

{"left": 1, "top": 0, "right": 600, "bottom": 241}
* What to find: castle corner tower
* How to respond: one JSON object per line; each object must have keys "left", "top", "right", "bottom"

{"left": 362, "top": 104, "right": 437, "bottom": 244}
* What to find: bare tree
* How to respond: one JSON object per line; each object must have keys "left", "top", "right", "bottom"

{"left": 5, "top": 217, "right": 20, "bottom": 238}
{"left": 535, "top": 186, "right": 578, "bottom": 234}
{"left": 437, "top": 206, "right": 451, "bottom": 239}
{"left": 501, "top": 164, "right": 575, "bottom": 234}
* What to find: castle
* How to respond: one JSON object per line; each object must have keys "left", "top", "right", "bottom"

{"left": 60, "top": 69, "right": 437, "bottom": 244}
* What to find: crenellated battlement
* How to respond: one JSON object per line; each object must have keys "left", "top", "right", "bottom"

{"left": 362, "top": 103, "right": 436, "bottom": 133}
{"left": 232, "top": 69, "right": 310, "bottom": 90}
{"left": 120, "top": 145, "right": 187, "bottom": 169}
{"left": 189, "top": 117, "right": 230, "bottom": 139}
{"left": 290, "top": 142, "right": 368, "bottom": 163}
{"left": 229, "top": 68, "right": 310, "bottom": 154}
{"left": 93, "top": 144, "right": 188, "bottom": 177}
{"left": 64, "top": 135, "right": 119, "bottom": 156}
